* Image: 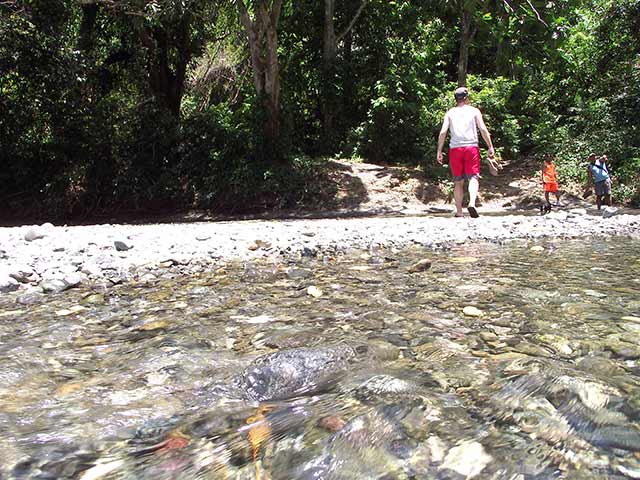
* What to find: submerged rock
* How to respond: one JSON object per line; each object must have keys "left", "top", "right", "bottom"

{"left": 239, "top": 344, "right": 360, "bottom": 401}
{"left": 440, "top": 440, "right": 492, "bottom": 478}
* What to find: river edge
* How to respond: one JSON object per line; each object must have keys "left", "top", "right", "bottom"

{"left": 1, "top": 208, "right": 639, "bottom": 295}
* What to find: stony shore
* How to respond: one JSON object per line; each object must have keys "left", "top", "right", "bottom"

{"left": 1, "top": 207, "right": 638, "bottom": 295}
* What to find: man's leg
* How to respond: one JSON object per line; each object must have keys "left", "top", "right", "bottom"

{"left": 544, "top": 191, "right": 550, "bottom": 204}
{"left": 468, "top": 177, "right": 479, "bottom": 209}
{"left": 596, "top": 195, "right": 602, "bottom": 210}
{"left": 454, "top": 180, "right": 464, "bottom": 216}
{"left": 463, "top": 147, "right": 481, "bottom": 217}
{"left": 604, "top": 195, "right": 612, "bottom": 207}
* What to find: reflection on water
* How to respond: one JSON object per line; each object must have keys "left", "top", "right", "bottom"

{"left": 1, "top": 238, "right": 640, "bottom": 479}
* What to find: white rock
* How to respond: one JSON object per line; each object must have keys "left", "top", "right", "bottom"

{"left": 63, "top": 272, "right": 84, "bottom": 288}
{"left": 81, "top": 262, "right": 103, "bottom": 277}
{"left": 440, "top": 440, "right": 492, "bottom": 478}
{"left": 9, "top": 265, "right": 35, "bottom": 283}
{"left": 41, "top": 279, "right": 68, "bottom": 294}
{"left": 24, "top": 228, "right": 45, "bottom": 242}
{"left": 0, "top": 274, "right": 19, "bottom": 293}
{"left": 602, "top": 206, "right": 618, "bottom": 218}
{"left": 463, "top": 306, "right": 483, "bottom": 317}
{"left": 569, "top": 208, "right": 588, "bottom": 215}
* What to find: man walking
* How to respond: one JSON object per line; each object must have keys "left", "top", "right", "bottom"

{"left": 437, "top": 87, "right": 496, "bottom": 218}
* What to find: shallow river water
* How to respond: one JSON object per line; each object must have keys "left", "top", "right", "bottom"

{"left": 1, "top": 237, "right": 640, "bottom": 479}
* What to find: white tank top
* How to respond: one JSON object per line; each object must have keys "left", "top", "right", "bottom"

{"left": 448, "top": 105, "right": 479, "bottom": 148}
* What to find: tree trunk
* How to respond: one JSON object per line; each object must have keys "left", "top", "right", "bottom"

{"left": 321, "top": 0, "right": 366, "bottom": 151}
{"left": 78, "top": 3, "right": 99, "bottom": 52}
{"left": 236, "top": 0, "right": 283, "bottom": 160}
{"left": 321, "top": 0, "right": 337, "bottom": 150}
{"left": 457, "top": 9, "right": 474, "bottom": 87}
{"left": 139, "top": 17, "right": 192, "bottom": 119}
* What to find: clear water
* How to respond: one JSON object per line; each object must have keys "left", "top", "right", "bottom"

{"left": 1, "top": 237, "right": 639, "bottom": 479}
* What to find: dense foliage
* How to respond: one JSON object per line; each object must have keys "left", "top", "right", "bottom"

{"left": 1, "top": 0, "right": 638, "bottom": 219}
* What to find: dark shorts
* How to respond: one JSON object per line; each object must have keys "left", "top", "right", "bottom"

{"left": 595, "top": 178, "right": 612, "bottom": 196}
{"left": 449, "top": 146, "right": 480, "bottom": 181}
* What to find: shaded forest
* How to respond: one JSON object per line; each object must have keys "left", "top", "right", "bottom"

{"left": 1, "top": 0, "right": 638, "bottom": 219}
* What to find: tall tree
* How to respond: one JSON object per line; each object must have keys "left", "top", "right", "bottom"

{"left": 321, "top": 0, "right": 367, "bottom": 146}
{"left": 235, "top": 0, "right": 284, "bottom": 159}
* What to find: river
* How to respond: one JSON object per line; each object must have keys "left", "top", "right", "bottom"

{"left": 1, "top": 237, "right": 639, "bottom": 479}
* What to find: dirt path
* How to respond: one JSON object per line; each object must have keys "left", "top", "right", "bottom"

{"left": 310, "top": 157, "right": 591, "bottom": 218}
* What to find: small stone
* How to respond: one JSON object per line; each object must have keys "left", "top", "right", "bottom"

{"left": 463, "top": 306, "right": 483, "bottom": 317}
{"left": 584, "top": 289, "right": 607, "bottom": 298}
{"left": 55, "top": 305, "right": 86, "bottom": 316}
{"left": 451, "top": 256, "right": 479, "bottom": 264}
{"left": 479, "top": 331, "right": 499, "bottom": 342}
{"left": 16, "top": 292, "right": 43, "bottom": 305}
{"left": 440, "top": 440, "right": 492, "bottom": 478}
{"left": 114, "top": 241, "right": 131, "bottom": 251}
{"left": 81, "top": 293, "right": 105, "bottom": 305}
{"left": 0, "top": 274, "right": 19, "bottom": 293}
{"left": 78, "top": 459, "right": 124, "bottom": 480}
{"left": 139, "top": 320, "right": 170, "bottom": 331}
{"left": 196, "top": 235, "right": 211, "bottom": 241}
{"left": 9, "top": 265, "right": 34, "bottom": 283}
{"left": 307, "top": 286, "right": 323, "bottom": 298}
{"left": 63, "top": 272, "right": 84, "bottom": 288}
{"left": 318, "top": 415, "right": 346, "bottom": 432}
{"left": 602, "top": 206, "right": 618, "bottom": 218}
{"left": 622, "top": 316, "right": 640, "bottom": 323}
{"left": 530, "top": 246, "right": 545, "bottom": 252}
{"left": 81, "top": 262, "right": 103, "bottom": 277}
{"left": 55, "top": 382, "right": 83, "bottom": 397}
{"left": 24, "top": 228, "right": 45, "bottom": 242}
{"left": 408, "top": 259, "right": 432, "bottom": 273}
{"left": 249, "top": 239, "right": 272, "bottom": 251}
{"left": 146, "top": 372, "right": 170, "bottom": 386}
{"left": 139, "top": 273, "right": 157, "bottom": 283}
{"left": 41, "top": 279, "right": 69, "bottom": 294}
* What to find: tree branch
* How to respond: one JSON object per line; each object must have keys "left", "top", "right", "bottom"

{"left": 271, "top": 0, "right": 283, "bottom": 28}
{"left": 336, "top": 0, "right": 367, "bottom": 44}
{"left": 526, "top": 0, "right": 547, "bottom": 25}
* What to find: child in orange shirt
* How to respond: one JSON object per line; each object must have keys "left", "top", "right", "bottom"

{"left": 542, "top": 154, "right": 561, "bottom": 206}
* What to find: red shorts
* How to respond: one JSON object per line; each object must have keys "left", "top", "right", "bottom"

{"left": 449, "top": 146, "right": 480, "bottom": 181}
{"left": 544, "top": 182, "right": 559, "bottom": 192}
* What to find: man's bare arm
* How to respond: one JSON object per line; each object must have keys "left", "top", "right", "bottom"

{"left": 436, "top": 114, "right": 450, "bottom": 164}
{"left": 476, "top": 110, "right": 495, "bottom": 158}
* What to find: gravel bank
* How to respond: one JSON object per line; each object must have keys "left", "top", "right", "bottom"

{"left": 1, "top": 208, "right": 638, "bottom": 294}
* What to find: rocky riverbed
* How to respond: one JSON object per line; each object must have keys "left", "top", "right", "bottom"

{"left": 1, "top": 207, "right": 638, "bottom": 295}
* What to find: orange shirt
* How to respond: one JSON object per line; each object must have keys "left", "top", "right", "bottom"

{"left": 543, "top": 162, "right": 557, "bottom": 183}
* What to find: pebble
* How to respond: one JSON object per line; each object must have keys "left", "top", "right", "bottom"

{"left": 114, "top": 240, "right": 132, "bottom": 251}
{"left": 41, "top": 279, "right": 69, "bottom": 294}
{"left": 440, "top": 440, "right": 492, "bottom": 478}
{"left": 463, "top": 306, "right": 483, "bottom": 317}
{"left": 408, "top": 259, "right": 432, "bottom": 273}
{"left": 63, "top": 273, "right": 84, "bottom": 288}
{"left": 307, "top": 285, "right": 323, "bottom": 298}
{"left": 0, "top": 274, "right": 19, "bottom": 293}
{"left": 24, "top": 228, "right": 45, "bottom": 242}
